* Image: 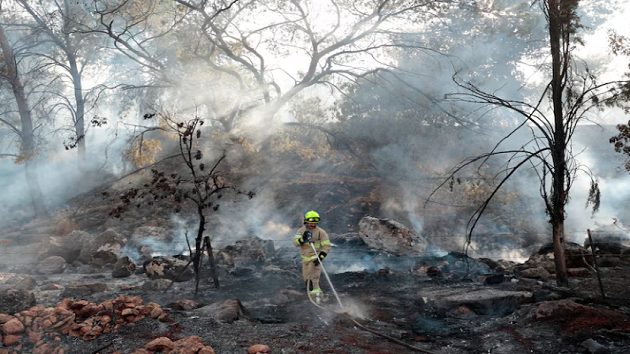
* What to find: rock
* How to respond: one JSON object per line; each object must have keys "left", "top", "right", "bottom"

{"left": 112, "top": 256, "right": 137, "bottom": 278}
{"left": 217, "top": 236, "right": 274, "bottom": 268}
{"left": 535, "top": 299, "right": 588, "bottom": 319}
{"left": 37, "top": 230, "right": 89, "bottom": 263}
{"left": 248, "top": 344, "right": 271, "bottom": 354}
{"left": 596, "top": 256, "right": 621, "bottom": 268}
{"left": 61, "top": 282, "right": 108, "bottom": 298}
{"left": 358, "top": 216, "right": 427, "bottom": 255}
{"left": 3, "top": 334, "right": 22, "bottom": 346}
{"left": 144, "top": 256, "right": 194, "bottom": 282}
{"left": 482, "top": 274, "right": 505, "bottom": 285}
{"left": 91, "top": 250, "right": 118, "bottom": 266}
{"left": 1, "top": 318, "right": 25, "bottom": 334}
{"left": 78, "top": 229, "right": 127, "bottom": 265}
{"left": 418, "top": 288, "right": 533, "bottom": 316}
{"left": 581, "top": 338, "right": 611, "bottom": 354}
{"left": 168, "top": 299, "right": 199, "bottom": 311}
{"left": 145, "top": 337, "right": 174, "bottom": 352}
{"left": 40, "top": 284, "right": 63, "bottom": 291}
{"left": 269, "top": 293, "right": 289, "bottom": 305}
{"left": 520, "top": 267, "right": 551, "bottom": 281}
{"left": 0, "top": 288, "right": 36, "bottom": 315}
{"left": 141, "top": 279, "right": 172, "bottom": 291}
{"left": 33, "top": 256, "right": 67, "bottom": 275}
{"left": 5, "top": 276, "right": 37, "bottom": 291}
{"left": 195, "top": 299, "right": 251, "bottom": 323}
{"left": 53, "top": 217, "right": 79, "bottom": 235}
{"left": 229, "top": 267, "right": 254, "bottom": 277}
{"left": 447, "top": 306, "right": 478, "bottom": 319}
{"left": 426, "top": 266, "right": 442, "bottom": 278}
{"left": 330, "top": 233, "right": 365, "bottom": 246}
{"left": 170, "top": 336, "right": 216, "bottom": 354}
{"left": 535, "top": 242, "right": 593, "bottom": 268}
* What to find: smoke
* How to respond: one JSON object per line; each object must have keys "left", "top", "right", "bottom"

{"left": 1, "top": 1, "right": 629, "bottom": 279}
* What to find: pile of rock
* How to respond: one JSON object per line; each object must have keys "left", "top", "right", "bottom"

{"left": 0, "top": 295, "right": 166, "bottom": 353}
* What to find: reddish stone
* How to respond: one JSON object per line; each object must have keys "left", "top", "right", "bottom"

{"left": 0, "top": 315, "right": 14, "bottom": 324}
{"left": 121, "top": 308, "right": 139, "bottom": 316}
{"left": 248, "top": 344, "right": 271, "bottom": 354}
{"left": 3, "top": 334, "right": 22, "bottom": 346}
{"left": 149, "top": 308, "right": 163, "bottom": 319}
{"left": 170, "top": 336, "right": 208, "bottom": 354}
{"left": 56, "top": 299, "right": 73, "bottom": 310}
{"left": 78, "top": 304, "right": 101, "bottom": 318}
{"left": 28, "top": 330, "right": 43, "bottom": 343}
{"left": 70, "top": 300, "right": 89, "bottom": 311}
{"left": 145, "top": 337, "right": 174, "bottom": 352}
{"left": 2, "top": 318, "right": 25, "bottom": 335}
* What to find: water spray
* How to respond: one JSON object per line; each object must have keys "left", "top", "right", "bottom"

{"left": 308, "top": 241, "right": 343, "bottom": 308}
{"left": 305, "top": 241, "right": 439, "bottom": 354}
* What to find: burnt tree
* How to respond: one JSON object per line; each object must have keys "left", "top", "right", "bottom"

{"left": 433, "top": 0, "right": 629, "bottom": 287}
{"left": 0, "top": 21, "right": 48, "bottom": 218}
{"left": 110, "top": 113, "right": 254, "bottom": 294}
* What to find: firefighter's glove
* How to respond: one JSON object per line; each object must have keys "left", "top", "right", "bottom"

{"left": 314, "top": 252, "right": 327, "bottom": 266}
{"left": 302, "top": 231, "right": 313, "bottom": 244}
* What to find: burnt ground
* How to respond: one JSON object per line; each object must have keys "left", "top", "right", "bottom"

{"left": 10, "top": 250, "right": 630, "bottom": 354}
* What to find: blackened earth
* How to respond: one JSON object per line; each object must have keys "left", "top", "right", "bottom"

{"left": 14, "top": 251, "right": 630, "bottom": 354}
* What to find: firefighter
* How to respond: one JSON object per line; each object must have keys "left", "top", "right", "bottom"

{"left": 293, "top": 210, "right": 331, "bottom": 298}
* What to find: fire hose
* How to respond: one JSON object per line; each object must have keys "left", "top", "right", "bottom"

{"left": 304, "top": 241, "right": 440, "bottom": 354}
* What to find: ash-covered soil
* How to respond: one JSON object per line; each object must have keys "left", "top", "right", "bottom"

{"left": 9, "top": 253, "right": 630, "bottom": 354}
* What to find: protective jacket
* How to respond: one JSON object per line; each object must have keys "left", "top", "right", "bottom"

{"left": 293, "top": 225, "right": 331, "bottom": 262}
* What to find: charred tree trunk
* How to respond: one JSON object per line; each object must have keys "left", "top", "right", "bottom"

{"left": 204, "top": 236, "right": 220, "bottom": 288}
{"left": 547, "top": 0, "right": 571, "bottom": 287}
{"left": 68, "top": 49, "right": 86, "bottom": 170}
{"left": 0, "top": 23, "right": 48, "bottom": 218}
{"left": 63, "top": 0, "right": 86, "bottom": 171}
{"left": 193, "top": 206, "right": 206, "bottom": 295}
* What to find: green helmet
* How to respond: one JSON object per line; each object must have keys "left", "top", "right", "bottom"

{"left": 304, "top": 211, "right": 320, "bottom": 224}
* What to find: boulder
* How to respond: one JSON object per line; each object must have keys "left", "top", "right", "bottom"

{"left": 168, "top": 299, "right": 199, "bottom": 311}
{"left": 195, "top": 299, "right": 251, "bottom": 323}
{"left": 418, "top": 288, "right": 533, "bottom": 316}
{"left": 112, "top": 256, "right": 137, "bottom": 278}
{"left": 358, "top": 216, "right": 427, "bottom": 255}
{"left": 217, "top": 236, "right": 274, "bottom": 268}
{"left": 37, "top": 230, "right": 89, "bottom": 263}
{"left": 78, "top": 229, "right": 127, "bottom": 265}
{"left": 144, "top": 256, "right": 194, "bottom": 282}
{"left": 0, "top": 288, "right": 36, "bottom": 315}
{"left": 91, "top": 250, "right": 118, "bottom": 266}
{"left": 520, "top": 267, "right": 551, "bottom": 281}
{"left": 535, "top": 242, "right": 593, "bottom": 269}
{"left": 330, "top": 233, "right": 365, "bottom": 247}
{"left": 33, "top": 256, "right": 67, "bottom": 275}
{"left": 142, "top": 279, "right": 172, "bottom": 291}
{"left": 61, "top": 282, "right": 108, "bottom": 298}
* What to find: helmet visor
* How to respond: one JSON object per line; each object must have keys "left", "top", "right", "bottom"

{"left": 305, "top": 216, "right": 320, "bottom": 223}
